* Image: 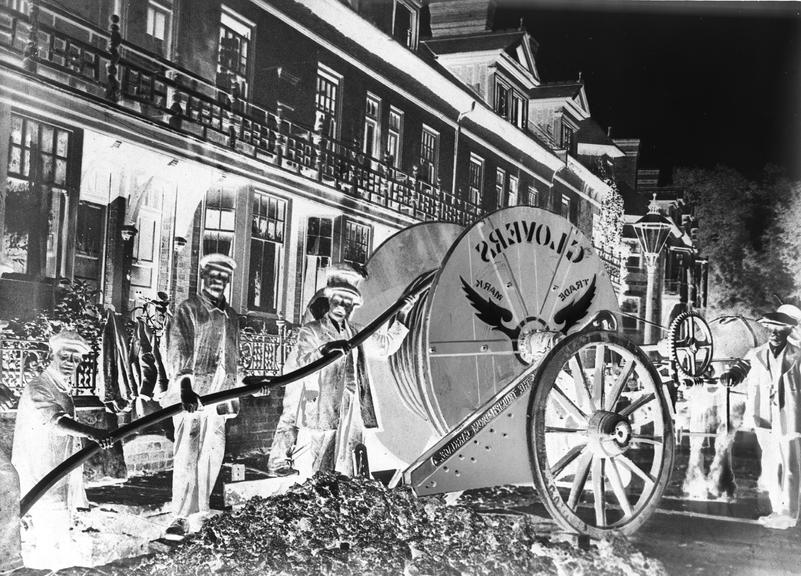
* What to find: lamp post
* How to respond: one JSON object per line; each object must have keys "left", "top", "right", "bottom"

{"left": 633, "top": 194, "right": 672, "bottom": 344}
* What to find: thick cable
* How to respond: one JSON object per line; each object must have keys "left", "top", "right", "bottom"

{"left": 20, "top": 276, "right": 433, "bottom": 517}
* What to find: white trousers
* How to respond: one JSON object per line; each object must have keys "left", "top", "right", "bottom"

{"left": 755, "top": 427, "right": 801, "bottom": 519}
{"left": 171, "top": 411, "right": 227, "bottom": 519}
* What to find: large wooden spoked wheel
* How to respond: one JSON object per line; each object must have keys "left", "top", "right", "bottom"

{"left": 528, "top": 330, "right": 674, "bottom": 538}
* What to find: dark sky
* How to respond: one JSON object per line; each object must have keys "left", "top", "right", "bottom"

{"left": 494, "top": 1, "right": 801, "bottom": 181}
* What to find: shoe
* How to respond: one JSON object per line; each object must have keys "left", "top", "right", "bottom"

{"left": 267, "top": 466, "right": 299, "bottom": 478}
{"left": 164, "top": 517, "right": 188, "bottom": 540}
{"left": 763, "top": 513, "right": 796, "bottom": 530}
{"left": 757, "top": 512, "right": 780, "bottom": 525}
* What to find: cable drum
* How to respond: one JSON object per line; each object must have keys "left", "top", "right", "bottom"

{"left": 387, "top": 280, "right": 433, "bottom": 420}
{"left": 355, "top": 208, "right": 620, "bottom": 465}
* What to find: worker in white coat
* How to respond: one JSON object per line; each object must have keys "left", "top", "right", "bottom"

{"left": 724, "top": 309, "right": 801, "bottom": 529}
{"left": 267, "top": 262, "right": 414, "bottom": 477}
{"left": 12, "top": 330, "right": 112, "bottom": 567}
{"left": 162, "top": 254, "right": 241, "bottom": 539}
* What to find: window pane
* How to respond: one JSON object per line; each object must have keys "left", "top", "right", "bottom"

{"left": 220, "top": 187, "right": 236, "bottom": 209}
{"left": 8, "top": 147, "right": 21, "bottom": 174}
{"left": 40, "top": 153, "right": 54, "bottom": 182}
{"left": 56, "top": 130, "right": 69, "bottom": 157}
{"left": 248, "top": 239, "right": 280, "bottom": 312}
{"left": 3, "top": 181, "right": 34, "bottom": 274}
{"left": 219, "top": 209, "right": 235, "bottom": 231}
{"left": 24, "top": 119, "right": 36, "bottom": 148}
{"left": 40, "top": 125, "right": 54, "bottom": 154}
{"left": 308, "top": 216, "right": 320, "bottom": 236}
{"left": 205, "top": 208, "right": 221, "bottom": 229}
{"left": 11, "top": 115, "right": 22, "bottom": 144}
{"left": 320, "top": 218, "right": 332, "bottom": 236}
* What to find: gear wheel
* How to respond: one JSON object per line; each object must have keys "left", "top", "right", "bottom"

{"left": 668, "top": 311, "right": 713, "bottom": 378}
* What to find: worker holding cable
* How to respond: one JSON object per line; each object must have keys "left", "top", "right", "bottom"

{"left": 12, "top": 330, "right": 113, "bottom": 568}
{"left": 266, "top": 262, "right": 415, "bottom": 478}
{"left": 162, "top": 253, "right": 241, "bottom": 539}
{"left": 720, "top": 306, "right": 801, "bottom": 529}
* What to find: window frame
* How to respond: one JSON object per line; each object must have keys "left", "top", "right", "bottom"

{"left": 145, "top": 0, "right": 172, "bottom": 52}
{"left": 526, "top": 184, "right": 538, "bottom": 207}
{"left": 468, "top": 153, "right": 484, "bottom": 207}
{"left": 419, "top": 124, "right": 440, "bottom": 184}
{"left": 386, "top": 106, "right": 404, "bottom": 168}
{"left": 362, "top": 92, "right": 382, "bottom": 160}
{"left": 217, "top": 5, "right": 253, "bottom": 98}
{"left": 495, "top": 167, "right": 506, "bottom": 209}
{"left": 508, "top": 175, "right": 519, "bottom": 207}
{"left": 315, "top": 63, "right": 343, "bottom": 140}
{"left": 5, "top": 113, "right": 75, "bottom": 279}
{"left": 341, "top": 218, "right": 372, "bottom": 267}
{"left": 392, "top": 0, "right": 420, "bottom": 50}
{"left": 306, "top": 216, "right": 333, "bottom": 259}
{"left": 247, "top": 191, "right": 287, "bottom": 314}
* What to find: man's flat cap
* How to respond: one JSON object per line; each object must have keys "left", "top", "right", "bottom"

{"left": 49, "top": 330, "right": 91, "bottom": 355}
{"left": 199, "top": 253, "right": 237, "bottom": 274}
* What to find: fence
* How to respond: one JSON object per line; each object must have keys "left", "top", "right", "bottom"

{"left": 0, "top": 326, "right": 298, "bottom": 400}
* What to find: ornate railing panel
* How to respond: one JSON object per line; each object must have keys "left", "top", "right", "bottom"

{"left": 239, "top": 326, "right": 298, "bottom": 377}
{"left": 0, "top": 336, "right": 98, "bottom": 398}
{"left": 0, "top": 2, "right": 484, "bottom": 227}
{"left": 0, "top": 325, "right": 298, "bottom": 401}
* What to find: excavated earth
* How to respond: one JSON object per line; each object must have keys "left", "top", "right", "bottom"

{"left": 52, "top": 473, "right": 667, "bottom": 576}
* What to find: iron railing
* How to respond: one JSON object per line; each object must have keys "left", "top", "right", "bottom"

{"left": 0, "top": 1, "right": 482, "bottom": 226}
{"left": 239, "top": 325, "right": 298, "bottom": 378}
{"left": 0, "top": 326, "right": 298, "bottom": 401}
{"left": 0, "top": 336, "right": 97, "bottom": 396}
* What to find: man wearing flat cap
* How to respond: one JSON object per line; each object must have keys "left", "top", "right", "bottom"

{"left": 162, "top": 253, "right": 241, "bottom": 538}
{"left": 12, "top": 330, "right": 112, "bottom": 566}
{"left": 267, "top": 262, "right": 415, "bottom": 477}
{"left": 723, "top": 308, "right": 801, "bottom": 528}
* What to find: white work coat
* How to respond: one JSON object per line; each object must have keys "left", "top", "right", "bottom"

{"left": 12, "top": 367, "right": 88, "bottom": 515}
{"left": 744, "top": 342, "right": 801, "bottom": 437}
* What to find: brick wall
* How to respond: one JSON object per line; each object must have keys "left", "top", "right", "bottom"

{"left": 123, "top": 434, "right": 174, "bottom": 475}
{"left": 225, "top": 389, "right": 285, "bottom": 458}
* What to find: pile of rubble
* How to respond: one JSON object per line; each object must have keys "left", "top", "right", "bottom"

{"left": 85, "top": 474, "right": 666, "bottom": 576}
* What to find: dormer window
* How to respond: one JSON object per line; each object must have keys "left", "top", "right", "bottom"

{"left": 494, "top": 76, "right": 527, "bottom": 129}
{"left": 393, "top": 0, "right": 419, "bottom": 50}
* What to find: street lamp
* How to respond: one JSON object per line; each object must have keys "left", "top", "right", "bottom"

{"left": 633, "top": 194, "right": 672, "bottom": 344}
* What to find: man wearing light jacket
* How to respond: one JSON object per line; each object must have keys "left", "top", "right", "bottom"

{"left": 162, "top": 253, "right": 241, "bottom": 538}
{"left": 267, "top": 262, "right": 414, "bottom": 477}
{"left": 722, "top": 308, "right": 801, "bottom": 529}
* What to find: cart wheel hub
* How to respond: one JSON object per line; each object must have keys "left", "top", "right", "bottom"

{"left": 518, "top": 326, "right": 561, "bottom": 365}
{"left": 588, "top": 410, "right": 632, "bottom": 458}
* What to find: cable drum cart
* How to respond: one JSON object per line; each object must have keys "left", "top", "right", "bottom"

{"left": 353, "top": 206, "right": 676, "bottom": 539}
{"left": 19, "top": 206, "right": 675, "bottom": 542}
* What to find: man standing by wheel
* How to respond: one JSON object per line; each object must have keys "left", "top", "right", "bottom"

{"left": 722, "top": 308, "right": 801, "bottom": 529}
{"left": 267, "top": 262, "right": 415, "bottom": 477}
{"left": 162, "top": 254, "right": 241, "bottom": 539}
